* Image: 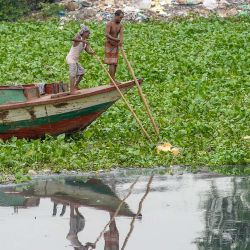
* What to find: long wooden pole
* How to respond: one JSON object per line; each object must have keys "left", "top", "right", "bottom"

{"left": 91, "top": 177, "right": 139, "bottom": 248}
{"left": 90, "top": 48, "right": 152, "bottom": 142}
{"left": 120, "top": 47, "right": 160, "bottom": 137}
{"left": 121, "top": 175, "right": 154, "bottom": 250}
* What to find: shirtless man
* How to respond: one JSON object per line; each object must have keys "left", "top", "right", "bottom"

{"left": 66, "top": 26, "right": 94, "bottom": 94}
{"left": 104, "top": 10, "right": 124, "bottom": 84}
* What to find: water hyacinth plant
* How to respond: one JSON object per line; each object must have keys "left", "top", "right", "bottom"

{"left": 0, "top": 16, "right": 249, "bottom": 178}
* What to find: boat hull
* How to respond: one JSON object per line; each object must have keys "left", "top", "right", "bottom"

{"left": 0, "top": 80, "right": 141, "bottom": 140}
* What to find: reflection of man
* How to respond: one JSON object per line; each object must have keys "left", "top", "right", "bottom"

{"left": 67, "top": 205, "right": 95, "bottom": 250}
{"left": 52, "top": 202, "right": 66, "bottom": 216}
{"left": 104, "top": 213, "right": 119, "bottom": 250}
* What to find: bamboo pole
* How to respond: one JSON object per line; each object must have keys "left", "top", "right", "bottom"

{"left": 90, "top": 48, "right": 152, "bottom": 142}
{"left": 120, "top": 47, "right": 160, "bottom": 137}
{"left": 121, "top": 175, "right": 154, "bottom": 250}
{"left": 91, "top": 177, "right": 139, "bottom": 248}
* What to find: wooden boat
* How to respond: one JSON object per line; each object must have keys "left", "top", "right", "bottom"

{"left": 0, "top": 177, "right": 135, "bottom": 217}
{"left": 0, "top": 80, "right": 142, "bottom": 140}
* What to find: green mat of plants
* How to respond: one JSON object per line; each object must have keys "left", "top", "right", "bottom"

{"left": 0, "top": 16, "right": 249, "bottom": 176}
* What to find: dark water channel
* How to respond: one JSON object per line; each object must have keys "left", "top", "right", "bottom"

{"left": 0, "top": 169, "right": 249, "bottom": 250}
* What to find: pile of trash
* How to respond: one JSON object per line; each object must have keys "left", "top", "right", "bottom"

{"left": 58, "top": 0, "right": 250, "bottom": 22}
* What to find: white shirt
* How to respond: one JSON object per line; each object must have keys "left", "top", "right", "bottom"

{"left": 66, "top": 41, "right": 86, "bottom": 64}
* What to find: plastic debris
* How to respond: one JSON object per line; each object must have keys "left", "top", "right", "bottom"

{"left": 243, "top": 136, "right": 250, "bottom": 140}
{"left": 175, "top": 0, "right": 203, "bottom": 4}
{"left": 57, "top": 0, "right": 249, "bottom": 22}
{"left": 65, "top": 1, "right": 79, "bottom": 11}
{"left": 157, "top": 143, "right": 172, "bottom": 152}
{"left": 237, "top": 4, "right": 250, "bottom": 16}
{"left": 203, "top": 0, "right": 218, "bottom": 10}
{"left": 171, "top": 147, "right": 181, "bottom": 156}
{"left": 43, "top": 169, "right": 52, "bottom": 174}
{"left": 217, "top": 8, "right": 237, "bottom": 17}
{"left": 58, "top": 11, "right": 65, "bottom": 17}
{"left": 135, "top": 12, "right": 150, "bottom": 21}
{"left": 156, "top": 143, "right": 181, "bottom": 156}
{"left": 75, "top": 0, "right": 92, "bottom": 8}
{"left": 135, "top": 0, "right": 152, "bottom": 9}
{"left": 28, "top": 170, "right": 37, "bottom": 176}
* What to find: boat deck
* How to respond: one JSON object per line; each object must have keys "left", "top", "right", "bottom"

{"left": 0, "top": 80, "right": 140, "bottom": 111}
{"left": 32, "top": 85, "right": 109, "bottom": 103}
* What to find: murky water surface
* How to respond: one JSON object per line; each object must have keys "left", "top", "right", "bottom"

{"left": 0, "top": 169, "right": 249, "bottom": 250}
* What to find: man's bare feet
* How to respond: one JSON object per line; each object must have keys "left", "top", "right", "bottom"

{"left": 74, "top": 86, "right": 81, "bottom": 90}
{"left": 69, "top": 86, "right": 81, "bottom": 95}
{"left": 70, "top": 90, "right": 81, "bottom": 95}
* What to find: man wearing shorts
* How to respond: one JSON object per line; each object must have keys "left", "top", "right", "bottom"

{"left": 66, "top": 26, "right": 94, "bottom": 94}
{"left": 104, "top": 10, "right": 124, "bottom": 84}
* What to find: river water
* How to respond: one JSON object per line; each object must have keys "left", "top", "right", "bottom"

{"left": 0, "top": 169, "right": 249, "bottom": 250}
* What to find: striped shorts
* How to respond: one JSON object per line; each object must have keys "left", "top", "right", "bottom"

{"left": 68, "top": 63, "right": 85, "bottom": 78}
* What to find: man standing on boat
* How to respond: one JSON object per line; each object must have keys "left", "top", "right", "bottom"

{"left": 66, "top": 25, "right": 94, "bottom": 94}
{"left": 104, "top": 10, "right": 124, "bottom": 84}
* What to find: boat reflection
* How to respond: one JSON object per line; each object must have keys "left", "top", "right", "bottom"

{"left": 0, "top": 177, "right": 135, "bottom": 216}
{"left": 0, "top": 174, "right": 249, "bottom": 250}
{"left": 0, "top": 176, "right": 151, "bottom": 250}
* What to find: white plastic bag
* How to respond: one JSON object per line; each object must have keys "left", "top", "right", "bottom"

{"left": 203, "top": 0, "right": 218, "bottom": 10}
{"left": 176, "top": 0, "right": 202, "bottom": 4}
{"left": 134, "top": 0, "right": 152, "bottom": 9}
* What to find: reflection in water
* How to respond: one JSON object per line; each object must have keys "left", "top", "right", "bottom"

{"left": 0, "top": 177, "right": 135, "bottom": 216}
{"left": 91, "top": 176, "right": 151, "bottom": 249}
{"left": 0, "top": 176, "right": 152, "bottom": 250}
{"left": 67, "top": 205, "right": 95, "bottom": 250}
{"left": 52, "top": 202, "right": 66, "bottom": 217}
{"left": 196, "top": 177, "right": 250, "bottom": 249}
{"left": 121, "top": 175, "right": 153, "bottom": 250}
{"left": 67, "top": 206, "right": 85, "bottom": 248}
{"left": 0, "top": 173, "right": 249, "bottom": 250}
{"left": 0, "top": 177, "right": 133, "bottom": 249}
{"left": 104, "top": 213, "right": 119, "bottom": 250}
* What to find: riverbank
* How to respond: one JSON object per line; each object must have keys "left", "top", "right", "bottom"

{"left": 0, "top": 166, "right": 232, "bottom": 185}
{"left": 0, "top": 165, "right": 249, "bottom": 185}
